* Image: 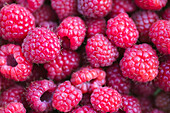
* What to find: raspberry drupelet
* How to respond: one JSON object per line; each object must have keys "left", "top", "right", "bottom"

{"left": 71, "top": 105, "right": 97, "bottom": 113}
{"left": 2, "top": 102, "right": 26, "bottom": 113}
{"left": 139, "top": 97, "right": 154, "bottom": 113}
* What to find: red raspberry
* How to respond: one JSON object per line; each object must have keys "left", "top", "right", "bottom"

{"left": 0, "top": 0, "right": 13, "bottom": 8}
{"left": 131, "top": 10, "right": 159, "bottom": 43}
{"left": 80, "top": 93, "right": 91, "bottom": 106}
{"left": 71, "top": 105, "right": 97, "bottom": 113}
{"left": 150, "top": 109, "right": 165, "bottom": 113}
{"left": 0, "top": 76, "right": 16, "bottom": 92}
{"left": 86, "top": 34, "right": 119, "bottom": 67}
{"left": 39, "top": 21, "right": 58, "bottom": 32}
{"left": 121, "top": 95, "right": 142, "bottom": 113}
{"left": 26, "top": 80, "right": 57, "bottom": 112}
{"left": 22, "top": 27, "right": 60, "bottom": 64}
{"left": 134, "top": 0, "right": 167, "bottom": 10}
{"left": 91, "top": 87, "right": 122, "bottom": 112}
{"left": 0, "top": 44, "right": 32, "bottom": 81}
{"left": 51, "top": 0, "right": 78, "bottom": 20}
{"left": 85, "top": 18, "right": 106, "bottom": 38}
{"left": 139, "top": 97, "right": 154, "bottom": 113}
{"left": 161, "top": 7, "right": 170, "bottom": 20}
{"left": 71, "top": 66, "right": 106, "bottom": 93}
{"left": 77, "top": 0, "right": 112, "bottom": 18}
{"left": 2, "top": 102, "right": 26, "bottom": 113}
{"left": 106, "top": 63, "right": 131, "bottom": 94}
{"left": 56, "top": 16, "right": 86, "bottom": 50}
{"left": 149, "top": 20, "right": 170, "bottom": 55}
{"left": 44, "top": 49, "right": 80, "bottom": 81}
{"left": 0, "top": 4, "right": 35, "bottom": 42}
{"left": 120, "top": 43, "right": 159, "bottom": 82}
{"left": 52, "top": 81, "right": 82, "bottom": 112}
{"left": 106, "top": 13, "right": 139, "bottom": 48}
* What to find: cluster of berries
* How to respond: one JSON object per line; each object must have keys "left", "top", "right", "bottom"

{"left": 0, "top": 0, "right": 169, "bottom": 113}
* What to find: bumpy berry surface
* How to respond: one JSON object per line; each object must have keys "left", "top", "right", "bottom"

{"left": 57, "top": 16, "right": 86, "bottom": 50}
{"left": 134, "top": 0, "right": 167, "bottom": 10}
{"left": 52, "top": 81, "right": 82, "bottom": 112}
{"left": 139, "top": 97, "right": 154, "bottom": 113}
{"left": 106, "top": 63, "right": 131, "bottom": 94}
{"left": 71, "top": 105, "right": 97, "bottom": 113}
{"left": 86, "top": 34, "right": 119, "bottom": 67}
{"left": 161, "top": 7, "right": 170, "bottom": 20}
{"left": 77, "top": 0, "right": 112, "bottom": 18}
{"left": 44, "top": 49, "right": 80, "bottom": 81}
{"left": 39, "top": 21, "right": 58, "bottom": 32}
{"left": 26, "top": 80, "right": 56, "bottom": 112}
{"left": 91, "top": 87, "right": 122, "bottom": 112}
{"left": 0, "top": 44, "right": 32, "bottom": 81}
{"left": 149, "top": 20, "right": 170, "bottom": 54}
{"left": 3, "top": 102, "right": 26, "bottom": 113}
{"left": 71, "top": 66, "right": 106, "bottom": 93}
{"left": 120, "top": 43, "right": 159, "bottom": 82}
{"left": 22, "top": 27, "right": 60, "bottom": 64}
{"left": 0, "top": 4, "right": 35, "bottom": 42}
{"left": 132, "top": 10, "right": 159, "bottom": 43}
{"left": 51, "top": 0, "right": 78, "bottom": 20}
{"left": 106, "top": 13, "right": 139, "bottom": 48}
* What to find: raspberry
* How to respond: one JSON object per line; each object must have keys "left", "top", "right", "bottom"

{"left": 86, "top": 34, "right": 119, "bottom": 67}
{"left": 0, "top": 76, "right": 16, "bottom": 92}
{"left": 0, "top": 4, "right": 35, "bottom": 42}
{"left": 0, "top": 44, "right": 32, "bottom": 81}
{"left": 91, "top": 87, "right": 122, "bottom": 112}
{"left": 106, "top": 13, "right": 139, "bottom": 48}
{"left": 149, "top": 20, "right": 170, "bottom": 55}
{"left": 71, "top": 105, "right": 97, "bottom": 113}
{"left": 106, "top": 63, "right": 131, "bottom": 94}
{"left": 44, "top": 49, "right": 80, "bottom": 81}
{"left": 56, "top": 16, "right": 86, "bottom": 50}
{"left": 77, "top": 0, "right": 112, "bottom": 18}
{"left": 26, "top": 80, "right": 57, "bottom": 112}
{"left": 22, "top": 27, "right": 60, "bottom": 64}
{"left": 120, "top": 43, "right": 159, "bottom": 82}
{"left": 131, "top": 10, "right": 159, "bottom": 43}
{"left": 85, "top": 18, "right": 106, "bottom": 38}
{"left": 71, "top": 66, "right": 106, "bottom": 93}
{"left": 2, "top": 102, "right": 26, "bottom": 113}
{"left": 161, "top": 7, "right": 170, "bottom": 20}
{"left": 134, "top": 0, "right": 168, "bottom": 10}
{"left": 39, "top": 21, "right": 58, "bottom": 32}
{"left": 51, "top": 0, "right": 78, "bottom": 20}
{"left": 139, "top": 97, "right": 154, "bottom": 113}
{"left": 121, "top": 95, "right": 142, "bottom": 113}
{"left": 150, "top": 109, "right": 165, "bottom": 113}
{"left": 52, "top": 81, "right": 82, "bottom": 112}
{"left": 0, "top": 0, "right": 13, "bottom": 8}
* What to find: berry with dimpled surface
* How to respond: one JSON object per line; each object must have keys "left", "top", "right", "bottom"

{"left": 2, "top": 102, "right": 26, "bottom": 113}
{"left": 39, "top": 21, "right": 58, "bottom": 32}
{"left": 139, "top": 97, "right": 154, "bottom": 113}
{"left": 161, "top": 7, "right": 170, "bottom": 20}
{"left": 71, "top": 105, "right": 97, "bottom": 113}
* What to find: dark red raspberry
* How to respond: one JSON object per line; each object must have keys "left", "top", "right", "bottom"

{"left": 44, "top": 49, "right": 80, "bottom": 81}
{"left": 71, "top": 66, "right": 106, "bottom": 93}
{"left": 131, "top": 10, "right": 159, "bottom": 43}
{"left": 0, "top": 44, "right": 32, "bottom": 81}
{"left": 52, "top": 81, "right": 82, "bottom": 112}
{"left": 26, "top": 80, "right": 56, "bottom": 112}
{"left": 56, "top": 16, "right": 86, "bottom": 50}
{"left": 106, "top": 63, "right": 131, "bottom": 94}
{"left": 134, "top": 0, "right": 167, "bottom": 10}
{"left": 71, "top": 105, "right": 97, "bottom": 113}
{"left": 0, "top": 76, "right": 16, "bottom": 92}
{"left": 139, "top": 97, "right": 154, "bottom": 113}
{"left": 85, "top": 18, "right": 106, "bottom": 38}
{"left": 80, "top": 93, "right": 91, "bottom": 106}
{"left": 33, "top": 4, "right": 57, "bottom": 25}
{"left": 0, "top": 4, "right": 35, "bottom": 42}
{"left": 0, "top": 85, "right": 26, "bottom": 107}
{"left": 150, "top": 109, "right": 165, "bottom": 113}
{"left": 77, "top": 0, "right": 112, "bottom": 18}
{"left": 22, "top": 27, "right": 60, "bottom": 64}
{"left": 161, "top": 7, "right": 170, "bottom": 20}
{"left": 149, "top": 20, "right": 170, "bottom": 55}
{"left": 51, "top": 0, "right": 78, "bottom": 20}
{"left": 39, "top": 21, "right": 58, "bottom": 32}
{"left": 121, "top": 95, "right": 142, "bottom": 113}
{"left": 91, "top": 87, "right": 122, "bottom": 112}
{"left": 106, "top": 13, "right": 139, "bottom": 48}
{"left": 0, "top": 0, "right": 13, "bottom": 8}
{"left": 2, "top": 102, "right": 26, "bottom": 113}
{"left": 86, "top": 34, "right": 119, "bottom": 67}
{"left": 120, "top": 43, "right": 159, "bottom": 82}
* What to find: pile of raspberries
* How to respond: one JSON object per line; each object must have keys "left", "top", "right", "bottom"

{"left": 0, "top": 0, "right": 169, "bottom": 113}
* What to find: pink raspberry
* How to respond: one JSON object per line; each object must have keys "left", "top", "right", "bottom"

{"left": 161, "top": 7, "right": 170, "bottom": 20}
{"left": 106, "top": 63, "right": 131, "bottom": 94}
{"left": 71, "top": 105, "right": 97, "bottom": 113}
{"left": 0, "top": 4, "right": 35, "bottom": 42}
{"left": 39, "top": 21, "right": 58, "bottom": 32}
{"left": 139, "top": 97, "right": 154, "bottom": 113}
{"left": 0, "top": 76, "right": 16, "bottom": 92}
{"left": 120, "top": 43, "right": 159, "bottom": 82}
{"left": 0, "top": 0, "right": 13, "bottom": 8}
{"left": 22, "top": 27, "right": 60, "bottom": 64}
{"left": 56, "top": 16, "right": 86, "bottom": 50}
{"left": 149, "top": 20, "right": 170, "bottom": 55}
{"left": 51, "top": 0, "right": 78, "bottom": 20}
{"left": 52, "top": 81, "right": 82, "bottom": 112}
{"left": 131, "top": 10, "right": 159, "bottom": 43}
{"left": 77, "top": 0, "right": 112, "bottom": 18}
{"left": 44, "top": 49, "right": 80, "bottom": 81}
{"left": 91, "top": 87, "right": 122, "bottom": 112}
{"left": 150, "top": 109, "right": 165, "bottom": 113}
{"left": 0, "top": 44, "right": 32, "bottom": 81}
{"left": 71, "top": 66, "right": 106, "bottom": 93}
{"left": 26, "top": 80, "right": 57, "bottom": 112}
{"left": 86, "top": 34, "right": 119, "bottom": 67}
{"left": 134, "top": 0, "right": 167, "bottom": 10}
{"left": 106, "top": 13, "right": 139, "bottom": 48}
